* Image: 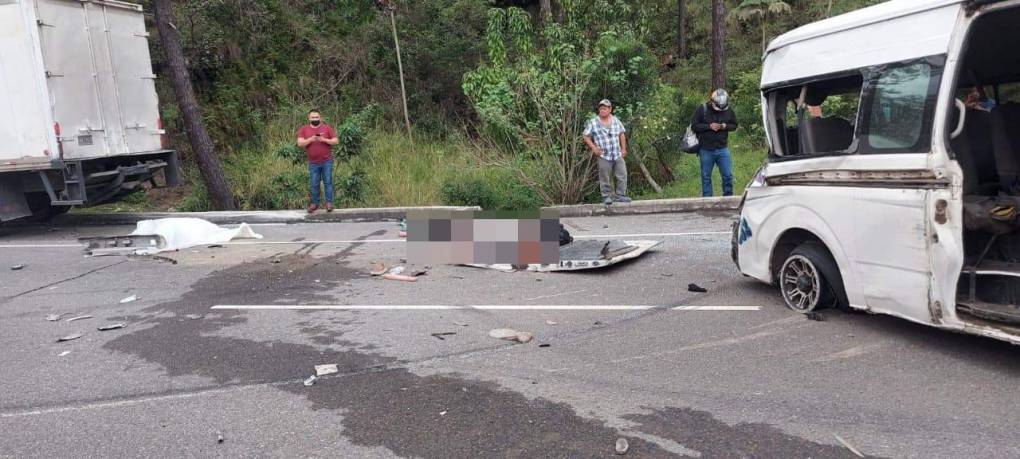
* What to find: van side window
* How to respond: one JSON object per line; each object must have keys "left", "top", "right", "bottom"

{"left": 862, "top": 62, "right": 941, "bottom": 152}
{"left": 766, "top": 74, "right": 864, "bottom": 158}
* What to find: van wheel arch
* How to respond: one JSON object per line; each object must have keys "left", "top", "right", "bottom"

{"left": 770, "top": 229, "right": 850, "bottom": 311}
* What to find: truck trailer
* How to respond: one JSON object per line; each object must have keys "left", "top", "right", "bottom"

{"left": 0, "top": 0, "right": 178, "bottom": 222}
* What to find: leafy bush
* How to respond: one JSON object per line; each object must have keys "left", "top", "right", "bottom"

{"left": 441, "top": 168, "right": 543, "bottom": 211}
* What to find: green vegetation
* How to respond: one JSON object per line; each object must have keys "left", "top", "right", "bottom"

{"left": 135, "top": 0, "right": 884, "bottom": 212}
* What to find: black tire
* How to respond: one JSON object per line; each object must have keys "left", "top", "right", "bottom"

{"left": 779, "top": 242, "right": 847, "bottom": 313}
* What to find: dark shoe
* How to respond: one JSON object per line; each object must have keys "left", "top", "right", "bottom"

{"left": 602, "top": 197, "right": 613, "bottom": 205}
{"left": 325, "top": 203, "right": 334, "bottom": 212}
{"left": 615, "top": 195, "right": 632, "bottom": 203}
{"left": 307, "top": 204, "right": 318, "bottom": 214}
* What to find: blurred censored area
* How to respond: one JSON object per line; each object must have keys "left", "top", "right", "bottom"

{"left": 406, "top": 209, "right": 561, "bottom": 265}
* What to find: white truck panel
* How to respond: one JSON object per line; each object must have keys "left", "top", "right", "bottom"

{"left": 34, "top": 0, "right": 160, "bottom": 159}
{"left": 0, "top": 0, "right": 56, "bottom": 168}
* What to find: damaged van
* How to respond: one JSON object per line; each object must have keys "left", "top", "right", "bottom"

{"left": 733, "top": 0, "right": 1020, "bottom": 344}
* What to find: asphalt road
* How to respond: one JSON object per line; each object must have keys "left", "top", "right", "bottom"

{"left": 1, "top": 211, "right": 1018, "bottom": 458}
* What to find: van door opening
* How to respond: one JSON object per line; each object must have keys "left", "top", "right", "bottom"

{"left": 949, "top": 4, "right": 1020, "bottom": 329}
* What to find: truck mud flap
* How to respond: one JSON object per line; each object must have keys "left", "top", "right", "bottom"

{"left": 0, "top": 179, "right": 31, "bottom": 222}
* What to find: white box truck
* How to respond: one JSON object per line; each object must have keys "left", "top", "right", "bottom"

{"left": 0, "top": 0, "right": 178, "bottom": 221}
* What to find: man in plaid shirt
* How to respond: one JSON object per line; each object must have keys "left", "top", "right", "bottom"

{"left": 583, "top": 99, "right": 631, "bottom": 205}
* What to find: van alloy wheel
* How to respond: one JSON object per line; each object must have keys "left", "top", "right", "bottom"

{"left": 781, "top": 254, "right": 823, "bottom": 312}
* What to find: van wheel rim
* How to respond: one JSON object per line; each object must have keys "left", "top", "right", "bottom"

{"left": 781, "top": 255, "right": 820, "bottom": 312}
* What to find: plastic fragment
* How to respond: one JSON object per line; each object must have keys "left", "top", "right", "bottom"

{"left": 687, "top": 283, "right": 708, "bottom": 293}
{"left": 303, "top": 375, "right": 317, "bottom": 386}
{"left": 615, "top": 438, "right": 629, "bottom": 455}
{"left": 315, "top": 364, "right": 338, "bottom": 376}
{"left": 10, "top": 264, "right": 25, "bottom": 271}
{"left": 120, "top": 295, "right": 138, "bottom": 304}
{"left": 66, "top": 315, "right": 93, "bottom": 322}
{"left": 57, "top": 334, "right": 82, "bottom": 342}
{"left": 98, "top": 323, "right": 126, "bottom": 331}
{"left": 58, "top": 351, "right": 71, "bottom": 357}
{"left": 46, "top": 313, "right": 67, "bottom": 322}
{"left": 431, "top": 332, "right": 456, "bottom": 340}
{"left": 186, "top": 314, "right": 205, "bottom": 320}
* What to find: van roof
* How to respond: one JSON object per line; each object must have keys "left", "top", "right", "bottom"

{"left": 762, "top": 0, "right": 966, "bottom": 87}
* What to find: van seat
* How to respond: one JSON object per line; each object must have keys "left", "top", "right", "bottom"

{"left": 804, "top": 116, "right": 853, "bottom": 154}
{"left": 954, "top": 109, "right": 1000, "bottom": 195}
{"left": 991, "top": 103, "right": 1020, "bottom": 191}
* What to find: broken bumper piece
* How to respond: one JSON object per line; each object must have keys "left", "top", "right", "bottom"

{"left": 464, "top": 240, "right": 661, "bottom": 272}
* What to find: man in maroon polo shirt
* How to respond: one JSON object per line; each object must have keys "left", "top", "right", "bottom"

{"left": 296, "top": 110, "right": 339, "bottom": 213}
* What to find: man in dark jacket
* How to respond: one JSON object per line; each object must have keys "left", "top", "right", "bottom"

{"left": 691, "top": 89, "right": 739, "bottom": 196}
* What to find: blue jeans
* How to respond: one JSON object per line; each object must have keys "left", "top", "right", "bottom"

{"left": 309, "top": 160, "right": 334, "bottom": 205}
{"left": 699, "top": 147, "right": 734, "bottom": 197}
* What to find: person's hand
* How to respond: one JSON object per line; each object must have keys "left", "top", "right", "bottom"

{"left": 621, "top": 150, "right": 627, "bottom": 158}
{"left": 593, "top": 147, "right": 604, "bottom": 157}
{"left": 710, "top": 123, "right": 722, "bottom": 131}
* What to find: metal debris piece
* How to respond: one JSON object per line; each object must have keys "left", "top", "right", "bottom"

{"left": 687, "top": 283, "right": 708, "bottom": 293}
{"left": 805, "top": 312, "right": 825, "bottom": 322}
{"left": 615, "top": 438, "right": 629, "bottom": 455}
{"left": 57, "top": 334, "right": 83, "bottom": 342}
{"left": 439, "top": 411, "right": 447, "bottom": 416}
{"left": 186, "top": 314, "right": 205, "bottom": 320}
{"left": 79, "top": 234, "right": 167, "bottom": 256}
{"left": 661, "top": 273, "right": 674, "bottom": 277}
{"left": 303, "top": 375, "right": 317, "bottom": 386}
{"left": 833, "top": 434, "right": 864, "bottom": 458}
{"left": 431, "top": 332, "right": 456, "bottom": 340}
{"left": 369, "top": 263, "right": 387, "bottom": 276}
{"left": 120, "top": 295, "right": 138, "bottom": 304}
{"left": 538, "top": 344, "right": 551, "bottom": 348}
{"left": 66, "top": 315, "right": 93, "bottom": 322}
{"left": 58, "top": 351, "right": 71, "bottom": 357}
{"left": 98, "top": 323, "right": 126, "bottom": 331}
{"left": 10, "top": 264, "right": 25, "bottom": 270}
{"left": 452, "top": 321, "right": 469, "bottom": 327}
{"left": 382, "top": 273, "right": 417, "bottom": 282}
{"left": 46, "top": 313, "right": 68, "bottom": 322}
{"left": 315, "top": 364, "right": 338, "bottom": 376}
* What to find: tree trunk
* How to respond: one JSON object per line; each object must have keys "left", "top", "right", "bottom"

{"left": 637, "top": 159, "right": 663, "bottom": 194}
{"left": 152, "top": 0, "right": 236, "bottom": 210}
{"left": 539, "top": 0, "right": 552, "bottom": 21}
{"left": 676, "top": 0, "right": 687, "bottom": 59}
{"left": 711, "top": 0, "right": 727, "bottom": 89}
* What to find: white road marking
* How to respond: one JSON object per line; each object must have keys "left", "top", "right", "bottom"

{"left": 523, "top": 290, "right": 588, "bottom": 302}
{"left": 211, "top": 304, "right": 761, "bottom": 311}
{"left": 0, "top": 230, "right": 730, "bottom": 249}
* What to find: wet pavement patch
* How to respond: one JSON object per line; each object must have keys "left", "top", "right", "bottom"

{"left": 102, "top": 230, "right": 673, "bottom": 457}
{"left": 625, "top": 407, "right": 883, "bottom": 458}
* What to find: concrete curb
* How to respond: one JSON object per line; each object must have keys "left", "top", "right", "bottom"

{"left": 545, "top": 196, "right": 741, "bottom": 218}
{"left": 53, "top": 197, "right": 740, "bottom": 226}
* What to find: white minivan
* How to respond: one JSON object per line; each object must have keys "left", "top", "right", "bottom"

{"left": 733, "top": 0, "right": 1020, "bottom": 344}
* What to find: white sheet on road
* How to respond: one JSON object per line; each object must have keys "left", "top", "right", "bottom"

{"left": 130, "top": 218, "right": 263, "bottom": 255}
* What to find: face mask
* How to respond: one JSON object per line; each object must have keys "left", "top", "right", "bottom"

{"left": 310, "top": 120, "right": 321, "bottom": 126}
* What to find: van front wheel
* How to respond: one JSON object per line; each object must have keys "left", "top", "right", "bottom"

{"left": 779, "top": 244, "right": 835, "bottom": 313}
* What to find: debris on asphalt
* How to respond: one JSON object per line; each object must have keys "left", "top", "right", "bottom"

{"left": 57, "top": 334, "right": 83, "bottom": 342}
{"left": 369, "top": 262, "right": 387, "bottom": 276}
{"left": 452, "top": 321, "right": 469, "bottom": 327}
{"left": 439, "top": 411, "right": 447, "bottom": 416}
{"left": 119, "top": 295, "right": 138, "bottom": 304}
{"left": 10, "top": 264, "right": 25, "bottom": 270}
{"left": 488, "top": 328, "right": 534, "bottom": 344}
{"left": 409, "top": 266, "right": 431, "bottom": 277}
{"left": 186, "top": 314, "right": 205, "bottom": 320}
{"left": 431, "top": 332, "right": 456, "bottom": 340}
{"left": 660, "top": 273, "right": 674, "bottom": 277}
{"left": 603, "top": 224, "right": 610, "bottom": 229}
{"left": 303, "top": 375, "right": 317, "bottom": 386}
{"left": 615, "top": 437, "right": 629, "bottom": 455}
{"left": 98, "top": 323, "right": 126, "bottom": 331}
{"left": 46, "top": 313, "right": 68, "bottom": 322}
{"left": 805, "top": 312, "right": 825, "bottom": 322}
{"left": 216, "top": 432, "right": 225, "bottom": 444}
{"left": 127, "top": 218, "right": 263, "bottom": 255}
{"left": 833, "top": 434, "right": 864, "bottom": 458}
{"left": 545, "top": 320, "right": 558, "bottom": 325}
{"left": 66, "top": 315, "right": 93, "bottom": 322}
{"left": 381, "top": 273, "right": 416, "bottom": 281}
{"left": 539, "top": 344, "right": 551, "bottom": 348}
{"left": 271, "top": 259, "right": 282, "bottom": 264}
{"left": 594, "top": 321, "right": 605, "bottom": 326}
{"left": 58, "top": 351, "right": 71, "bottom": 357}
{"left": 466, "top": 240, "right": 661, "bottom": 272}
{"left": 151, "top": 255, "right": 178, "bottom": 265}
{"left": 388, "top": 266, "right": 406, "bottom": 275}
{"left": 687, "top": 283, "right": 708, "bottom": 293}
{"left": 207, "top": 244, "right": 224, "bottom": 248}
{"left": 315, "top": 364, "right": 339, "bottom": 376}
